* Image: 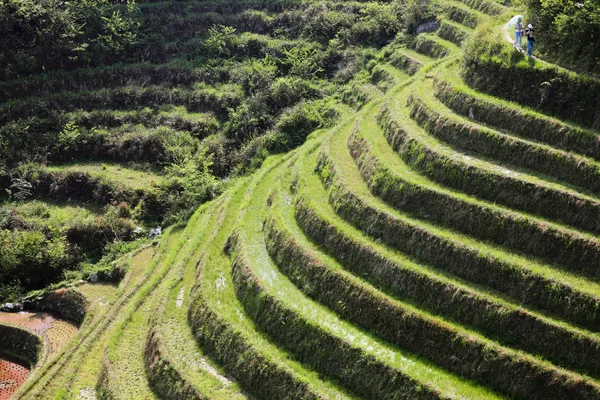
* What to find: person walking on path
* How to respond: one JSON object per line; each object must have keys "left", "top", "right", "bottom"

{"left": 525, "top": 24, "right": 535, "bottom": 56}
{"left": 514, "top": 17, "right": 524, "bottom": 50}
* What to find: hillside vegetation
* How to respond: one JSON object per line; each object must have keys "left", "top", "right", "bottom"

{"left": 520, "top": 0, "right": 600, "bottom": 76}
{"left": 2, "top": 0, "right": 600, "bottom": 399}
{"left": 0, "top": 0, "right": 406, "bottom": 299}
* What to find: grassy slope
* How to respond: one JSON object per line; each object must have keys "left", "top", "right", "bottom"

{"left": 45, "top": 163, "right": 161, "bottom": 191}
{"left": 12, "top": 0, "right": 600, "bottom": 398}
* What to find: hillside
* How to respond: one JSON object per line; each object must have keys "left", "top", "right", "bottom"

{"left": 2, "top": 0, "right": 600, "bottom": 399}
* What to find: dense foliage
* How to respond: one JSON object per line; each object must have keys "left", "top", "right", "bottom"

{"left": 521, "top": 0, "right": 600, "bottom": 75}
{"left": 0, "top": 200, "right": 143, "bottom": 299}
{"left": 0, "top": 0, "right": 433, "bottom": 301}
{"left": 0, "top": 0, "right": 140, "bottom": 80}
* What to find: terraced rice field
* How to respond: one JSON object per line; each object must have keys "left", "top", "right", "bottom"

{"left": 0, "top": 357, "right": 30, "bottom": 400}
{"left": 0, "top": 312, "right": 79, "bottom": 398}
{"left": 3, "top": 0, "right": 600, "bottom": 398}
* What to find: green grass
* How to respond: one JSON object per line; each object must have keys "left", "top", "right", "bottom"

{"left": 437, "top": 0, "right": 487, "bottom": 28}
{"left": 188, "top": 152, "right": 355, "bottom": 399}
{"left": 293, "top": 144, "right": 600, "bottom": 373}
{"left": 1, "top": 200, "right": 101, "bottom": 228}
{"left": 320, "top": 93, "right": 600, "bottom": 317}
{"left": 149, "top": 192, "right": 250, "bottom": 399}
{"left": 45, "top": 162, "right": 161, "bottom": 191}
{"left": 100, "top": 207, "right": 223, "bottom": 398}
{"left": 409, "top": 75, "right": 600, "bottom": 196}
{"left": 393, "top": 82, "right": 600, "bottom": 202}
{"left": 11, "top": 0, "right": 600, "bottom": 398}
{"left": 229, "top": 134, "right": 505, "bottom": 399}
{"left": 433, "top": 62, "right": 600, "bottom": 160}
{"left": 15, "top": 235, "right": 174, "bottom": 398}
{"left": 380, "top": 80, "right": 600, "bottom": 234}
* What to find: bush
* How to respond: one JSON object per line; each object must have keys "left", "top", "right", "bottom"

{"left": 346, "top": 2, "right": 402, "bottom": 44}
{"left": 462, "top": 25, "right": 600, "bottom": 129}
{"left": 156, "top": 149, "right": 223, "bottom": 223}
{"left": 0, "top": 0, "right": 140, "bottom": 80}
{"left": 229, "top": 56, "right": 279, "bottom": 95}
{"left": 65, "top": 207, "right": 137, "bottom": 254}
{"left": 223, "top": 96, "right": 273, "bottom": 143}
{"left": 269, "top": 100, "right": 338, "bottom": 152}
{"left": 205, "top": 25, "right": 239, "bottom": 57}
{"left": 403, "top": 0, "right": 437, "bottom": 34}
{"left": 0, "top": 229, "right": 74, "bottom": 296}
{"left": 266, "top": 77, "right": 324, "bottom": 110}
{"left": 521, "top": 0, "right": 600, "bottom": 75}
{"left": 281, "top": 46, "right": 326, "bottom": 79}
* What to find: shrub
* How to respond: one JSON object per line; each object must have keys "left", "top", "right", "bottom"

{"left": 266, "top": 77, "right": 324, "bottom": 110}
{"left": 281, "top": 46, "right": 325, "bottom": 79}
{"left": 156, "top": 149, "right": 223, "bottom": 223}
{"left": 0, "top": 229, "right": 74, "bottom": 295}
{"left": 101, "top": 125, "right": 197, "bottom": 165}
{"left": 269, "top": 100, "right": 338, "bottom": 152}
{"left": 301, "top": 10, "right": 356, "bottom": 43}
{"left": 205, "top": 25, "right": 239, "bottom": 57}
{"left": 198, "top": 134, "right": 233, "bottom": 178}
{"left": 0, "top": 0, "right": 140, "bottom": 79}
{"left": 462, "top": 24, "right": 600, "bottom": 129}
{"left": 223, "top": 96, "right": 273, "bottom": 143}
{"left": 520, "top": 0, "right": 600, "bottom": 75}
{"left": 229, "top": 56, "right": 279, "bottom": 95}
{"left": 347, "top": 2, "right": 402, "bottom": 44}
{"left": 403, "top": 0, "right": 437, "bottom": 34}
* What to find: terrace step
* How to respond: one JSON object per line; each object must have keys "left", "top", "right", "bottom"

{"left": 0, "top": 61, "right": 228, "bottom": 104}
{"left": 99, "top": 222, "right": 199, "bottom": 399}
{"left": 370, "top": 64, "right": 411, "bottom": 92}
{"left": 187, "top": 164, "right": 354, "bottom": 400}
{"left": 436, "top": 19, "right": 471, "bottom": 46}
{"left": 454, "top": 0, "right": 506, "bottom": 15}
{"left": 380, "top": 84, "right": 600, "bottom": 236}
{"left": 409, "top": 34, "right": 459, "bottom": 59}
{"left": 229, "top": 145, "right": 503, "bottom": 399}
{"left": 409, "top": 75, "right": 600, "bottom": 197}
{"left": 16, "top": 234, "right": 176, "bottom": 398}
{"left": 317, "top": 112, "right": 600, "bottom": 333}
{"left": 437, "top": 0, "right": 485, "bottom": 29}
{"left": 137, "top": 0, "right": 303, "bottom": 14}
{"left": 0, "top": 83, "right": 242, "bottom": 124}
{"left": 2, "top": 107, "right": 218, "bottom": 140}
{"left": 348, "top": 94, "right": 600, "bottom": 290}
{"left": 387, "top": 50, "right": 427, "bottom": 75}
{"left": 292, "top": 152, "right": 600, "bottom": 379}
{"left": 145, "top": 196, "right": 250, "bottom": 399}
{"left": 432, "top": 65, "right": 600, "bottom": 161}
{"left": 462, "top": 26, "right": 600, "bottom": 130}
{"left": 266, "top": 177, "right": 600, "bottom": 397}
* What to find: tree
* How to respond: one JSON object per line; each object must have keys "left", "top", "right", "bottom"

{"left": 0, "top": 0, "right": 140, "bottom": 79}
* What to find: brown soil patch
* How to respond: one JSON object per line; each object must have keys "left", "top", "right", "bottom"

{"left": 0, "top": 312, "right": 79, "bottom": 398}
{"left": 0, "top": 312, "right": 77, "bottom": 341}
{"left": 0, "top": 356, "right": 30, "bottom": 400}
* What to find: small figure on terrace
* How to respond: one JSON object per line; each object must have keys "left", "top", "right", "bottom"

{"left": 526, "top": 24, "right": 535, "bottom": 57}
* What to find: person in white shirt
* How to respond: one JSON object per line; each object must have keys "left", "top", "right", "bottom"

{"left": 514, "top": 17, "right": 524, "bottom": 50}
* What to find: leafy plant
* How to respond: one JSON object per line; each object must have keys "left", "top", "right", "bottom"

{"left": 205, "top": 25, "right": 238, "bottom": 57}
{"left": 520, "top": 0, "right": 600, "bottom": 75}
{"left": 282, "top": 46, "right": 325, "bottom": 79}
{"left": 403, "top": 0, "right": 437, "bottom": 34}
{"left": 7, "top": 178, "right": 33, "bottom": 201}
{"left": 0, "top": 0, "right": 140, "bottom": 79}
